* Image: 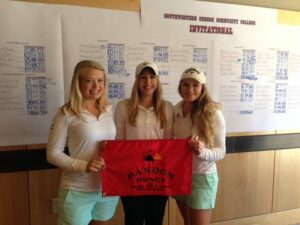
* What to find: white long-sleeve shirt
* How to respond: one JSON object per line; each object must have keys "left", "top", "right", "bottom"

{"left": 114, "top": 99, "right": 174, "bottom": 140}
{"left": 47, "top": 105, "right": 116, "bottom": 192}
{"left": 173, "top": 101, "right": 226, "bottom": 174}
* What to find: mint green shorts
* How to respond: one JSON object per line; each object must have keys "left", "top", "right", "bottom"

{"left": 58, "top": 189, "right": 119, "bottom": 225}
{"left": 174, "top": 173, "right": 218, "bottom": 209}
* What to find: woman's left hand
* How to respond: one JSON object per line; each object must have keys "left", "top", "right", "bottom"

{"left": 98, "top": 140, "right": 107, "bottom": 154}
{"left": 86, "top": 157, "right": 106, "bottom": 172}
{"left": 188, "top": 135, "right": 205, "bottom": 155}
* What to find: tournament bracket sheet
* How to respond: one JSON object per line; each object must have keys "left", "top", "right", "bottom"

{"left": 141, "top": 0, "right": 300, "bottom": 133}
{"left": 0, "top": 1, "right": 64, "bottom": 145}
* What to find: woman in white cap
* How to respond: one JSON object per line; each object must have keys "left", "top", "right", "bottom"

{"left": 114, "top": 61, "right": 174, "bottom": 225}
{"left": 173, "top": 68, "right": 226, "bottom": 225}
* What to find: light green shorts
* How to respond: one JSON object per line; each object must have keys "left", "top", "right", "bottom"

{"left": 58, "top": 189, "right": 119, "bottom": 225}
{"left": 174, "top": 173, "right": 218, "bottom": 209}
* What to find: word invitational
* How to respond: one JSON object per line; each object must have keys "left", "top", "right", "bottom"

{"left": 164, "top": 13, "right": 256, "bottom": 35}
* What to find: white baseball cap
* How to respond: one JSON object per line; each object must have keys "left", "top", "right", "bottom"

{"left": 180, "top": 67, "right": 206, "bottom": 84}
{"left": 135, "top": 61, "right": 159, "bottom": 77}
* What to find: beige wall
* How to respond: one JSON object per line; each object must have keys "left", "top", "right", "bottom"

{"left": 17, "top": 0, "right": 300, "bottom": 12}
{"left": 17, "top": 0, "right": 140, "bottom": 11}
{"left": 198, "top": 0, "right": 300, "bottom": 12}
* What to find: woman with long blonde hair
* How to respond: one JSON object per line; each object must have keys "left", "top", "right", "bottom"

{"left": 173, "top": 67, "right": 226, "bottom": 225}
{"left": 47, "top": 60, "right": 119, "bottom": 225}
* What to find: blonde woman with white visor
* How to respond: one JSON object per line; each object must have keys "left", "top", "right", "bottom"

{"left": 173, "top": 68, "right": 226, "bottom": 225}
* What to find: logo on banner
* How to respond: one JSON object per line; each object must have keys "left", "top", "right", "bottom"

{"left": 127, "top": 149, "right": 175, "bottom": 192}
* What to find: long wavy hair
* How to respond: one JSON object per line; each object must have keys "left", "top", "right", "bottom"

{"left": 62, "top": 60, "right": 108, "bottom": 119}
{"left": 127, "top": 68, "right": 167, "bottom": 129}
{"left": 178, "top": 83, "right": 220, "bottom": 147}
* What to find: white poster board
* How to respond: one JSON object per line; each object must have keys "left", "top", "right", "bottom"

{"left": 141, "top": 0, "right": 300, "bottom": 133}
{"left": 0, "top": 0, "right": 300, "bottom": 145}
{"left": 0, "top": 1, "right": 64, "bottom": 145}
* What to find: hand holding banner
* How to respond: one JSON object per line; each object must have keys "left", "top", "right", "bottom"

{"left": 102, "top": 139, "right": 192, "bottom": 196}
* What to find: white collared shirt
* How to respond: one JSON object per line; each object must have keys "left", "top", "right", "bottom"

{"left": 114, "top": 99, "right": 174, "bottom": 140}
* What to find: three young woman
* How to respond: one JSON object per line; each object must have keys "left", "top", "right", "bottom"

{"left": 47, "top": 60, "right": 225, "bottom": 225}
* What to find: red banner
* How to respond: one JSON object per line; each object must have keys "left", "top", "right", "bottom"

{"left": 102, "top": 139, "right": 192, "bottom": 196}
